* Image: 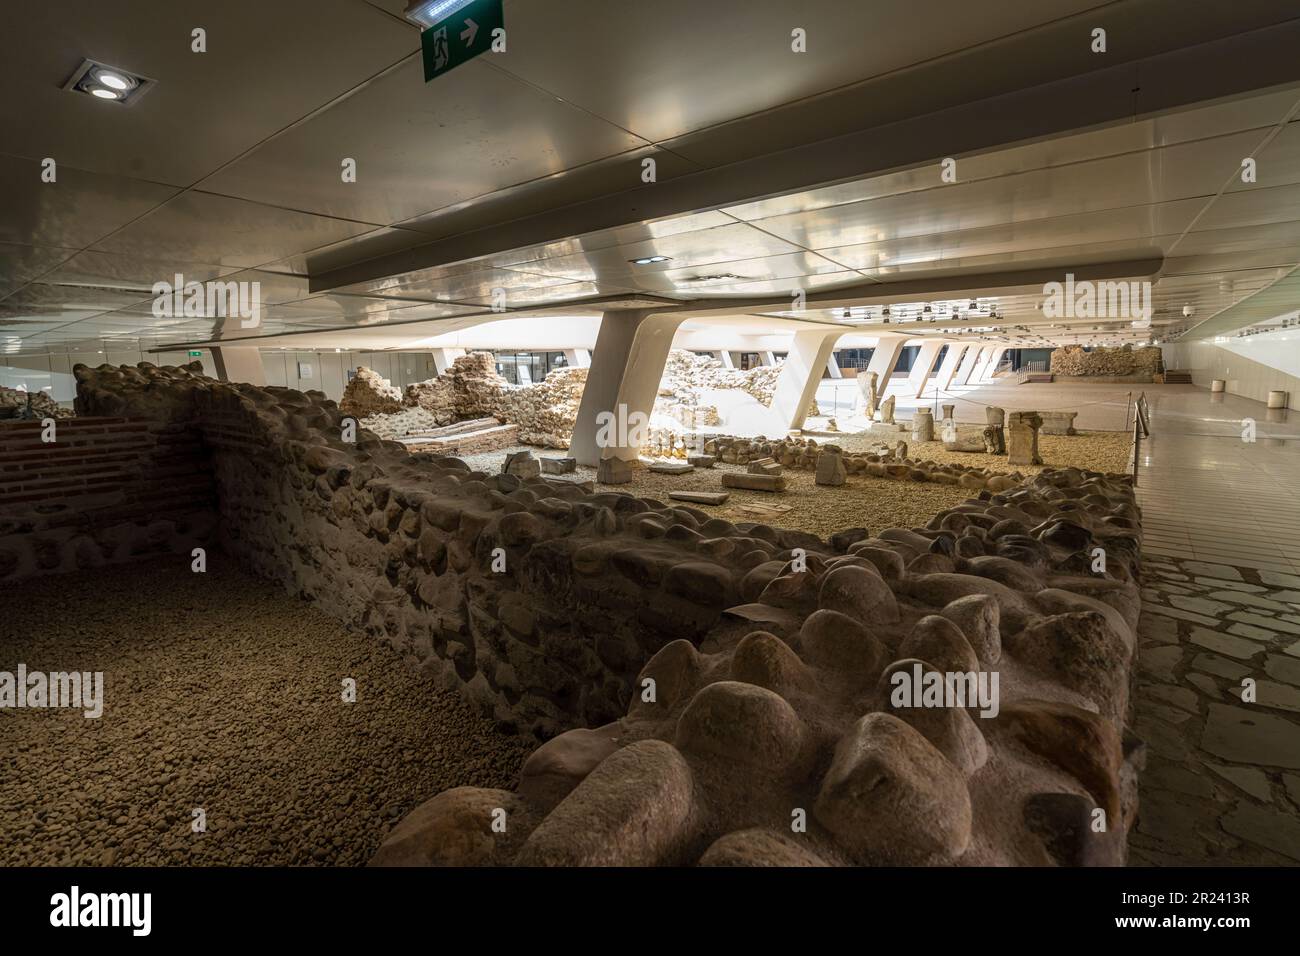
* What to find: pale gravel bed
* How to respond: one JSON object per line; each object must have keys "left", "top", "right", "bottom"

{"left": 461, "top": 446, "right": 975, "bottom": 539}
{"left": 0, "top": 559, "right": 533, "bottom": 866}
{"left": 811, "top": 428, "right": 1133, "bottom": 476}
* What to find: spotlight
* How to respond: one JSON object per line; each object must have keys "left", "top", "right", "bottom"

{"left": 629, "top": 255, "right": 671, "bottom": 265}
{"left": 64, "top": 58, "right": 153, "bottom": 105}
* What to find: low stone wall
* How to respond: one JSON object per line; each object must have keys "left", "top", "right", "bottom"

{"left": 72, "top": 361, "right": 1146, "bottom": 867}
{"left": 373, "top": 467, "right": 1145, "bottom": 867}
{"left": 0, "top": 416, "right": 217, "bottom": 580}
{"left": 0, "top": 385, "right": 73, "bottom": 420}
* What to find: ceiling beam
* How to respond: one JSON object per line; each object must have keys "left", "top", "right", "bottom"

{"left": 310, "top": 16, "right": 1300, "bottom": 294}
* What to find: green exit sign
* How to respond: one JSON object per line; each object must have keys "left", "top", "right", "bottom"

{"left": 188, "top": 350, "right": 203, "bottom": 357}
{"left": 421, "top": 0, "right": 503, "bottom": 82}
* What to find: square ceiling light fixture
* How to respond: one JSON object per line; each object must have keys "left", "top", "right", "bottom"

{"left": 403, "top": 0, "right": 478, "bottom": 28}
{"left": 63, "top": 58, "right": 154, "bottom": 106}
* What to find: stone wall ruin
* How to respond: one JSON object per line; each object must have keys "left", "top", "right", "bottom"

{"left": 72, "top": 360, "right": 1146, "bottom": 868}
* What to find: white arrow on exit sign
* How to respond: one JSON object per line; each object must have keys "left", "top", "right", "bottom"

{"left": 460, "top": 19, "right": 478, "bottom": 46}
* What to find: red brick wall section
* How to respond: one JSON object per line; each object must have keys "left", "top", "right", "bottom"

{"left": 0, "top": 417, "right": 217, "bottom": 580}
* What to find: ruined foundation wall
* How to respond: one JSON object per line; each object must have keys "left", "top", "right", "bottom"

{"left": 75, "top": 361, "right": 1146, "bottom": 867}
{"left": 0, "top": 416, "right": 216, "bottom": 581}
{"left": 1050, "top": 345, "right": 1160, "bottom": 379}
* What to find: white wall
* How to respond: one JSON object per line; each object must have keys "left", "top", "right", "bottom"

{"left": 1162, "top": 337, "right": 1300, "bottom": 408}
{"left": 0, "top": 349, "right": 217, "bottom": 404}
{"left": 258, "top": 350, "right": 439, "bottom": 401}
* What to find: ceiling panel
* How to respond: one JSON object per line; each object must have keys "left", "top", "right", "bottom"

{"left": 0, "top": 0, "right": 418, "bottom": 186}
{"left": 89, "top": 191, "right": 375, "bottom": 270}
{"left": 0, "top": 153, "right": 178, "bottom": 250}
{"left": 493, "top": 0, "right": 1101, "bottom": 146}
{"left": 197, "top": 56, "right": 650, "bottom": 226}
{"left": 0, "top": 243, "right": 79, "bottom": 299}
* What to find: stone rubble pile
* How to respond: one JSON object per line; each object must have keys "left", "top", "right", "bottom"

{"left": 0, "top": 385, "right": 73, "bottom": 419}
{"left": 339, "top": 367, "right": 404, "bottom": 417}
{"left": 74, "top": 361, "right": 1147, "bottom": 868}
{"left": 1050, "top": 345, "right": 1160, "bottom": 379}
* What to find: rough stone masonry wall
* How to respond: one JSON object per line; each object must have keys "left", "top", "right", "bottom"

{"left": 0, "top": 416, "right": 217, "bottom": 580}
{"left": 349, "top": 350, "right": 814, "bottom": 448}
{"left": 373, "top": 465, "right": 1147, "bottom": 867}
{"left": 75, "top": 361, "right": 1146, "bottom": 867}
{"left": 1050, "top": 345, "right": 1160, "bottom": 379}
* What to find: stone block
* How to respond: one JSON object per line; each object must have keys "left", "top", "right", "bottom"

{"left": 597, "top": 456, "right": 634, "bottom": 484}
{"left": 687, "top": 455, "right": 715, "bottom": 469}
{"left": 722, "top": 472, "right": 787, "bottom": 492}
{"left": 539, "top": 456, "right": 576, "bottom": 474}
{"left": 1040, "top": 411, "right": 1078, "bottom": 435}
{"left": 1007, "top": 411, "right": 1043, "bottom": 466}
{"left": 501, "top": 450, "right": 541, "bottom": 479}
{"left": 669, "top": 491, "right": 730, "bottom": 506}
{"left": 911, "top": 408, "right": 934, "bottom": 442}
{"left": 815, "top": 452, "right": 847, "bottom": 486}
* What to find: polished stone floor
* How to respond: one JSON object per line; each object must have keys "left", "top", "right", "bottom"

{"left": 908, "top": 378, "right": 1300, "bottom": 865}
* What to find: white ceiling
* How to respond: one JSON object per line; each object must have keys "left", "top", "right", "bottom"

{"left": 3, "top": 0, "right": 1300, "bottom": 357}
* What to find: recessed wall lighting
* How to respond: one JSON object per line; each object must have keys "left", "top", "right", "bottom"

{"left": 629, "top": 255, "right": 672, "bottom": 265}
{"left": 64, "top": 58, "right": 154, "bottom": 106}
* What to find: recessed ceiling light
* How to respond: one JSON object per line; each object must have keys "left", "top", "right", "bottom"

{"left": 96, "top": 70, "right": 131, "bottom": 91}
{"left": 630, "top": 255, "right": 672, "bottom": 266}
{"left": 64, "top": 58, "right": 154, "bottom": 106}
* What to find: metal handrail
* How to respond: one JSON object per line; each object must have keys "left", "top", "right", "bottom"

{"left": 1129, "top": 391, "right": 1150, "bottom": 483}
{"left": 1016, "top": 360, "right": 1047, "bottom": 384}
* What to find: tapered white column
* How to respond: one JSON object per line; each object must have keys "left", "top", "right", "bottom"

{"left": 865, "top": 334, "right": 907, "bottom": 384}
{"left": 933, "top": 344, "right": 967, "bottom": 392}
{"left": 569, "top": 310, "right": 686, "bottom": 466}
{"left": 431, "top": 348, "right": 466, "bottom": 374}
{"left": 771, "top": 330, "right": 843, "bottom": 430}
{"left": 952, "top": 346, "right": 985, "bottom": 386}
{"left": 979, "top": 347, "right": 1007, "bottom": 382}
{"left": 907, "top": 340, "right": 943, "bottom": 398}
{"left": 562, "top": 348, "right": 591, "bottom": 368}
{"left": 211, "top": 347, "right": 266, "bottom": 386}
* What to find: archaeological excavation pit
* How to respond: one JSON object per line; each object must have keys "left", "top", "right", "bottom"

{"left": 5, "top": 10, "right": 1300, "bottom": 929}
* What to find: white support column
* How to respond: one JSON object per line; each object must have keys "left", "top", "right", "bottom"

{"left": 907, "top": 340, "right": 943, "bottom": 398}
{"left": 825, "top": 352, "right": 843, "bottom": 379}
{"left": 865, "top": 334, "right": 907, "bottom": 383}
{"left": 719, "top": 350, "right": 736, "bottom": 369}
{"left": 762, "top": 351, "right": 777, "bottom": 367}
{"left": 431, "top": 348, "right": 466, "bottom": 374}
{"left": 562, "top": 348, "right": 591, "bottom": 368}
{"left": 969, "top": 348, "right": 995, "bottom": 384}
{"left": 569, "top": 310, "right": 686, "bottom": 466}
{"left": 211, "top": 347, "right": 266, "bottom": 386}
{"left": 771, "top": 330, "right": 842, "bottom": 431}
{"left": 933, "top": 344, "right": 967, "bottom": 392}
{"left": 952, "top": 346, "right": 985, "bottom": 386}
{"left": 980, "top": 347, "right": 1007, "bottom": 382}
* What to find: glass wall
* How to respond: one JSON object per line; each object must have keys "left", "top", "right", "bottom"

{"left": 492, "top": 350, "right": 570, "bottom": 385}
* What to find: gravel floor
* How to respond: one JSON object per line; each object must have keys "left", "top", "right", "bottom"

{"left": 819, "top": 428, "right": 1133, "bottom": 475}
{"left": 0, "top": 559, "right": 533, "bottom": 866}
{"left": 461, "top": 447, "right": 974, "bottom": 539}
